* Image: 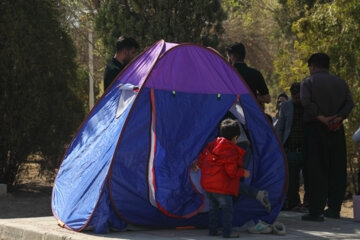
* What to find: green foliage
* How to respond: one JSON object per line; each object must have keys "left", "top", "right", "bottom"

{"left": 273, "top": 0, "right": 360, "bottom": 194}
{"left": 95, "top": 0, "right": 227, "bottom": 58}
{"left": 275, "top": 0, "right": 332, "bottom": 36}
{"left": 0, "top": 0, "right": 87, "bottom": 185}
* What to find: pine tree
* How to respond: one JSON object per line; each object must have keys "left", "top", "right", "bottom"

{"left": 95, "top": 0, "right": 227, "bottom": 57}
{"left": 0, "top": 0, "right": 87, "bottom": 186}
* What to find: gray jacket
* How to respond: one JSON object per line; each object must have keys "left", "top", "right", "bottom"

{"left": 300, "top": 70, "right": 354, "bottom": 122}
{"left": 276, "top": 100, "right": 294, "bottom": 144}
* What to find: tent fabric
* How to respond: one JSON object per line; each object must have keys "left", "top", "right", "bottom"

{"left": 52, "top": 40, "right": 287, "bottom": 234}
{"left": 145, "top": 44, "right": 249, "bottom": 94}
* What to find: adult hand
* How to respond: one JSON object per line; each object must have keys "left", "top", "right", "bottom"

{"left": 328, "top": 116, "right": 343, "bottom": 131}
{"left": 332, "top": 116, "right": 343, "bottom": 123}
{"left": 316, "top": 115, "right": 336, "bottom": 126}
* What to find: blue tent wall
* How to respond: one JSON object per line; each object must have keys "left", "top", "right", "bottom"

{"left": 87, "top": 180, "right": 127, "bottom": 233}
{"left": 52, "top": 86, "right": 135, "bottom": 230}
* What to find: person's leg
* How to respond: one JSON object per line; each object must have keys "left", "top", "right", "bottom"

{"left": 301, "top": 156, "right": 310, "bottom": 207}
{"left": 302, "top": 122, "right": 327, "bottom": 220}
{"left": 286, "top": 151, "right": 301, "bottom": 209}
{"left": 215, "top": 194, "right": 235, "bottom": 238}
{"left": 301, "top": 131, "right": 310, "bottom": 207}
{"left": 206, "top": 192, "right": 219, "bottom": 235}
{"left": 326, "top": 127, "right": 347, "bottom": 217}
{"left": 238, "top": 183, "right": 271, "bottom": 213}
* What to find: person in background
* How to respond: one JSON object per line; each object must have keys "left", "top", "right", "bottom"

{"left": 273, "top": 92, "right": 289, "bottom": 126}
{"left": 276, "top": 83, "right": 308, "bottom": 211}
{"left": 300, "top": 53, "right": 354, "bottom": 221}
{"left": 227, "top": 43, "right": 271, "bottom": 105}
{"left": 103, "top": 36, "right": 139, "bottom": 90}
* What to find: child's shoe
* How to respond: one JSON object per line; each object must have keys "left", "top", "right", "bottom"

{"left": 256, "top": 190, "right": 271, "bottom": 213}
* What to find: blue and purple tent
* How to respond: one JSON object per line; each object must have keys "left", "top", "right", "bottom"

{"left": 52, "top": 40, "right": 287, "bottom": 233}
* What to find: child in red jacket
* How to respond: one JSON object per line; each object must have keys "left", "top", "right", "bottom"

{"left": 198, "top": 118, "right": 249, "bottom": 238}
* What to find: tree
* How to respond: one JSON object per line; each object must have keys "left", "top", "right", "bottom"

{"left": 274, "top": 0, "right": 332, "bottom": 37}
{"left": 95, "top": 0, "right": 227, "bottom": 58}
{"left": 0, "top": 0, "right": 87, "bottom": 186}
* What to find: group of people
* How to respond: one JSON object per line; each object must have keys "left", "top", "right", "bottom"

{"left": 103, "top": 37, "right": 355, "bottom": 238}
{"left": 276, "top": 53, "right": 354, "bottom": 222}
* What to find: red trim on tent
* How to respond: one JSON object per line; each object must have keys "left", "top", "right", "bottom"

{"left": 150, "top": 89, "right": 157, "bottom": 192}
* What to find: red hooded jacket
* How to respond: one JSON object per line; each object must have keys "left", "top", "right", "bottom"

{"left": 198, "top": 137, "right": 246, "bottom": 196}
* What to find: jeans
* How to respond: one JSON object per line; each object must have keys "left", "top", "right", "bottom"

{"left": 206, "top": 192, "right": 233, "bottom": 237}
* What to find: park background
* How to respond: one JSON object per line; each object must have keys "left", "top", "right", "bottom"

{"left": 1, "top": 0, "right": 359, "bottom": 200}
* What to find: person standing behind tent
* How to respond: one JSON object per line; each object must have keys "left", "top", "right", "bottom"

{"left": 276, "top": 83, "right": 308, "bottom": 211}
{"left": 103, "top": 36, "right": 139, "bottom": 90}
{"left": 273, "top": 92, "right": 289, "bottom": 127}
{"left": 300, "top": 53, "right": 354, "bottom": 221}
{"left": 197, "top": 119, "right": 249, "bottom": 238}
{"left": 227, "top": 43, "right": 271, "bottom": 105}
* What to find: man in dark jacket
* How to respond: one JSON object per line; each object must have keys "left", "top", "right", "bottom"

{"left": 300, "top": 53, "right": 354, "bottom": 221}
{"left": 227, "top": 43, "right": 270, "bottom": 104}
{"left": 103, "top": 36, "right": 139, "bottom": 90}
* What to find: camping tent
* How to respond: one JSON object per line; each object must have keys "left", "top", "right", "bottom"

{"left": 52, "top": 40, "right": 287, "bottom": 234}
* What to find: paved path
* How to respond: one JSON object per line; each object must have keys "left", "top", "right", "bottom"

{"left": 1, "top": 212, "right": 360, "bottom": 240}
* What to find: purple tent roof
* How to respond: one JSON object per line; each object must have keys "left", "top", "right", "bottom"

{"left": 118, "top": 40, "right": 249, "bottom": 95}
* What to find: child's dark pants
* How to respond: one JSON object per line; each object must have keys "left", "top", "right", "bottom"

{"left": 206, "top": 192, "right": 233, "bottom": 237}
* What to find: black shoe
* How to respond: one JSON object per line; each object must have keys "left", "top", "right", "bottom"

{"left": 324, "top": 209, "right": 340, "bottom": 219}
{"left": 223, "top": 232, "right": 239, "bottom": 238}
{"left": 301, "top": 214, "right": 324, "bottom": 222}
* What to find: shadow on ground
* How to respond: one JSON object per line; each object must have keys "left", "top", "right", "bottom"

{"left": 0, "top": 184, "right": 52, "bottom": 219}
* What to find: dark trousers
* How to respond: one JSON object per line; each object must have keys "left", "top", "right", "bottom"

{"left": 286, "top": 151, "right": 303, "bottom": 208}
{"left": 206, "top": 192, "right": 233, "bottom": 237}
{"left": 304, "top": 121, "right": 347, "bottom": 215}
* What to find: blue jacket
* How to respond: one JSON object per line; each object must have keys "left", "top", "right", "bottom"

{"left": 353, "top": 125, "right": 360, "bottom": 143}
{"left": 276, "top": 100, "right": 294, "bottom": 145}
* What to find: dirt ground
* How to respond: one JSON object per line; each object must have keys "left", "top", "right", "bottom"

{"left": 0, "top": 163, "right": 355, "bottom": 219}
{"left": 0, "top": 163, "right": 54, "bottom": 218}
